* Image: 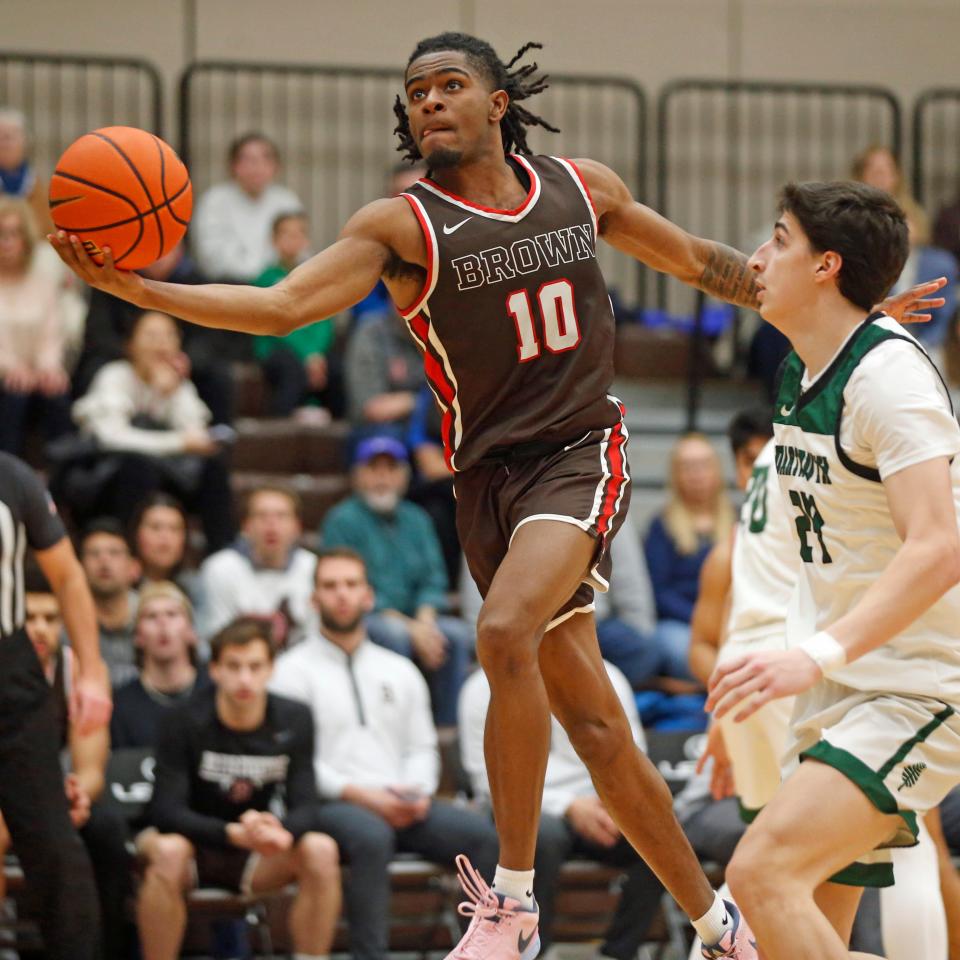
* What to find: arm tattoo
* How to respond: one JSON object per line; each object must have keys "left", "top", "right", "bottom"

{"left": 699, "top": 243, "right": 761, "bottom": 310}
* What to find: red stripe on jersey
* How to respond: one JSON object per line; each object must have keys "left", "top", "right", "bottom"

{"left": 421, "top": 155, "right": 539, "bottom": 216}
{"left": 423, "top": 349, "right": 455, "bottom": 407}
{"left": 597, "top": 420, "right": 627, "bottom": 536}
{"left": 440, "top": 409, "right": 455, "bottom": 472}
{"left": 563, "top": 158, "right": 599, "bottom": 224}
{"left": 399, "top": 194, "right": 436, "bottom": 318}
{"left": 409, "top": 311, "right": 430, "bottom": 349}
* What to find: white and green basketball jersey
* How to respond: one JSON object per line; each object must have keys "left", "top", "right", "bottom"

{"left": 774, "top": 312, "right": 960, "bottom": 699}
{"left": 726, "top": 437, "right": 797, "bottom": 644}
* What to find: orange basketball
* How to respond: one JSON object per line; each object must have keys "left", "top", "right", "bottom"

{"left": 49, "top": 126, "right": 192, "bottom": 271}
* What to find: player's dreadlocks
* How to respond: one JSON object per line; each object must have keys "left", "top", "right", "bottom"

{"left": 393, "top": 32, "right": 559, "bottom": 163}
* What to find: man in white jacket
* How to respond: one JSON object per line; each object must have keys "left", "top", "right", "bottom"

{"left": 460, "top": 662, "right": 664, "bottom": 960}
{"left": 269, "top": 547, "right": 499, "bottom": 960}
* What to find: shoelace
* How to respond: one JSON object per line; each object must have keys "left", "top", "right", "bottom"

{"left": 448, "top": 855, "right": 515, "bottom": 959}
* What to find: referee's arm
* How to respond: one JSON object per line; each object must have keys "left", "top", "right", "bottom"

{"left": 36, "top": 539, "right": 111, "bottom": 734}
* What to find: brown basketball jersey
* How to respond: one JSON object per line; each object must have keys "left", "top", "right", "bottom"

{"left": 401, "top": 155, "right": 621, "bottom": 472}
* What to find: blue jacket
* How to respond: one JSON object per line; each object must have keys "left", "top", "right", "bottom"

{"left": 907, "top": 246, "right": 959, "bottom": 349}
{"left": 643, "top": 514, "right": 713, "bottom": 624}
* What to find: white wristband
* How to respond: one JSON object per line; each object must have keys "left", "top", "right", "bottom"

{"left": 799, "top": 631, "right": 847, "bottom": 676}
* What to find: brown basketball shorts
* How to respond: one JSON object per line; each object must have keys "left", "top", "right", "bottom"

{"left": 455, "top": 418, "right": 630, "bottom": 631}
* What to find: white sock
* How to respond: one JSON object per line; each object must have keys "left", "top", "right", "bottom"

{"left": 691, "top": 892, "right": 734, "bottom": 946}
{"left": 492, "top": 864, "right": 536, "bottom": 909}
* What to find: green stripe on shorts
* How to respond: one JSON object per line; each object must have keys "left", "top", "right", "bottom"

{"left": 800, "top": 740, "right": 918, "bottom": 846}
{"left": 877, "top": 704, "right": 955, "bottom": 780}
{"left": 829, "top": 861, "right": 895, "bottom": 889}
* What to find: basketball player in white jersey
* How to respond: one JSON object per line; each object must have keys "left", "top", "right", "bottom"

{"left": 691, "top": 413, "right": 948, "bottom": 959}
{"left": 707, "top": 181, "right": 960, "bottom": 960}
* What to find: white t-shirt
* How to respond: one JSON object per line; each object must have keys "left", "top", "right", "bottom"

{"left": 192, "top": 181, "right": 303, "bottom": 281}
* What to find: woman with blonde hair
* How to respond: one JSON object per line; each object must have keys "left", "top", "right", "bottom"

{"left": 0, "top": 196, "right": 75, "bottom": 455}
{"left": 644, "top": 433, "right": 734, "bottom": 679}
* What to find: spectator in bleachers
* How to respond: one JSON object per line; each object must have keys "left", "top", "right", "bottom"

{"left": 110, "top": 581, "right": 210, "bottom": 750}
{"left": 270, "top": 548, "right": 498, "bottom": 960}
{"left": 200, "top": 484, "right": 318, "bottom": 649}
{"left": 644, "top": 433, "right": 733, "bottom": 680}
{"left": 131, "top": 492, "right": 202, "bottom": 606}
{"left": 192, "top": 132, "right": 303, "bottom": 283}
{"left": 0, "top": 107, "right": 49, "bottom": 231}
{"left": 851, "top": 146, "right": 959, "bottom": 362}
{"left": 253, "top": 212, "right": 343, "bottom": 420}
{"left": 851, "top": 143, "right": 913, "bottom": 205}
{"left": 0, "top": 197, "right": 73, "bottom": 456}
{"left": 459, "top": 662, "right": 665, "bottom": 960}
{"left": 888, "top": 200, "right": 959, "bottom": 363}
{"left": 344, "top": 304, "right": 425, "bottom": 437}
{"left": 139, "top": 617, "right": 340, "bottom": 960}
{"left": 79, "top": 519, "right": 141, "bottom": 689}
{"left": 459, "top": 520, "right": 661, "bottom": 690}
{"left": 406, "top": 384, "right": 459, "bottom": 584}
{"left": 934, "top": 189, "right": 960, "bottom": 266}
{"left": 0, "top": 565, "right": 134, "bottom": 960}
{"left": 64, "top": 310, "right": 235, "bottom": 551}
{"left": 593, "top": 513, "right": 661, "bottom": 689}
{"left": 320, "top": 436, "right": 470, "bottom": 729}
{"left": 77, "top": 241, "right": 239, "bottom": 423}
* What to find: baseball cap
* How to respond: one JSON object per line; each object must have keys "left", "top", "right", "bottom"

{"left": 353, "top": 435, "right": 408, "bottom": 466}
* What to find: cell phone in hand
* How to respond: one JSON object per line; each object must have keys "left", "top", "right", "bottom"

{"left": 208, "top": 424, "right": 238, "bottom": 445}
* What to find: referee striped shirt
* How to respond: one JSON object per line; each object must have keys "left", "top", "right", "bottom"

{"left": 0, "top": 453, "right": 66, "bottom": 639}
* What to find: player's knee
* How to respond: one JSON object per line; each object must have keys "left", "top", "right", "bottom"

{"left": 476, "top": 608, "right": 539, "bottom": 677}
{"left": 726, "top": 829, "right": 783, "bottom": 910}
{"left": 295, "top": 832, "right": 340, "bottom": 882}
{"left": 564, "top": 710, "right": 632, "bottom": 772}
{"left": 145, "top": 834, "right": 194, "bottom": 887}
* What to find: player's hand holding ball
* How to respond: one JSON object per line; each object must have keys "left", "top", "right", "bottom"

{"left": 46, "top": 126, "right": 192, "bottom": 299}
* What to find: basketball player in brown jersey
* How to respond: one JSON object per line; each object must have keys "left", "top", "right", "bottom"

{"left": 50, "top": 33, "right": 943, "bottom": 960}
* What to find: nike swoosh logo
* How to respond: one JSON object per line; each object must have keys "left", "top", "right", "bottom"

{"left": 780, "top": 404, "right": 794, "bottom": 416}
{"left": 443, "top": 217, "right": 471, "bottom": 235}
{"left": 517, "top": 928, "right": 536, "bottom": 954}
{"left": 49, "top": 195, "right": 85, "bottom": 209}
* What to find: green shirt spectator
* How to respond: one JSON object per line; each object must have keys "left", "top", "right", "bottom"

{"left": 321, "top": 494, "right": 448, "bottom": 615}
{"left": 252, "top": 263, "right": 335, "bottom": 363}
{"left": 250, "top": 212, "right": 343, "bottom": 418}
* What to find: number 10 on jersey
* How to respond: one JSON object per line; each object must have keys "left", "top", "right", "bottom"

{"left": 507, "top": 279, "right": 582, "bottom": 363}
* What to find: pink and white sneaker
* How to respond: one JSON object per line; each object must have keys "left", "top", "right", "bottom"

{"left": 443, "top": 855, "right": 540, "bottom": 960}
{"left": 700, "top": 901, "right": 759, "bottom": 959}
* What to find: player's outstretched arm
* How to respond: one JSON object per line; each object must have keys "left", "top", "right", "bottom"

{"left": 575, "top": 158, "right": 760, "bottom": 310}
{"left": 48, "top": 197, "right": 416, "bottom": 336}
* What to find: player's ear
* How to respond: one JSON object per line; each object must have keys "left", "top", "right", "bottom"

{"left": 816, "top": 250, "right": 843, "bottom": 283}
{"left": 489, "top": 89, "right": 509, "bottom": 124}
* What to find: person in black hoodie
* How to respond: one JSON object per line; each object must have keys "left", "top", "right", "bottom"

{"left": 138, "top": 616, "right": 341, "bottom": 960}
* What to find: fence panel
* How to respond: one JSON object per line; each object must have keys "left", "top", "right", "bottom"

{"left": 179, "top": 62, "right": 647, "bottom": 305}
{"left": 0, "top": 53, "right": 163, "bottom": 183}
{"left": 912, "top": 89, "right": 960, "bottom": 217}
{"left": 657, "top": 80, "right": 901, "bottom": 316}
